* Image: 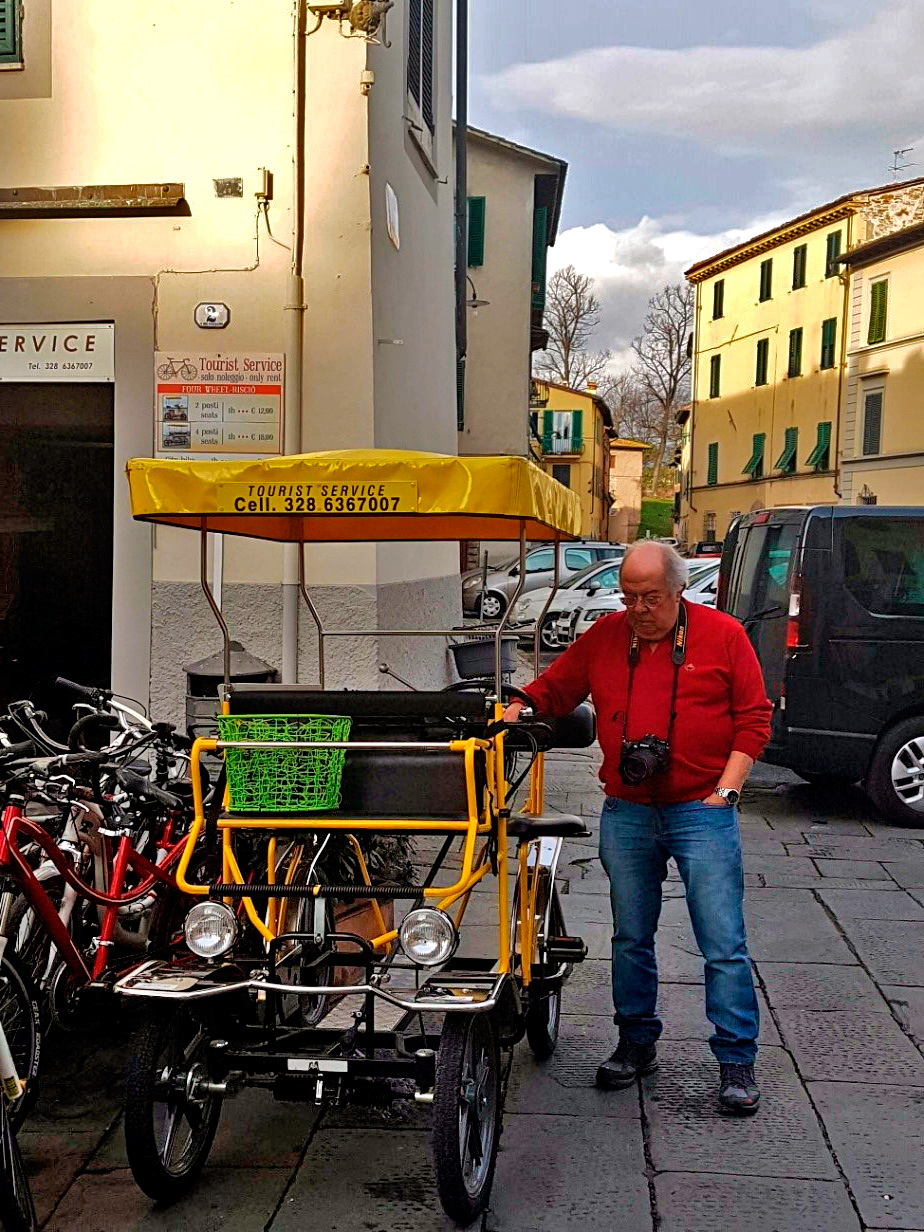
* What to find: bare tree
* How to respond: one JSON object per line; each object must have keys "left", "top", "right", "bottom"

{"left": 631, "top": 284, "right": 692, "bottom": 494}
{"left": 534, "top": 265, "right": 612, "bottom": 388}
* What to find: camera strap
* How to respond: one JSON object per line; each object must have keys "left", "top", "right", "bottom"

{"left": 623, "top": 601, "right": 688, "bottom": 747}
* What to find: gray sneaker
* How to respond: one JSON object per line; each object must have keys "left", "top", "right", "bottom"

{"left": 596, "top": 1040, "right": 658, "bottom": 1089}
{"left": 719, "top": 1062, "right": 760, "bottom": 1115}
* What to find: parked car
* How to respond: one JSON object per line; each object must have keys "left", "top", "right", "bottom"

{"left": 511, "top": 557, "right": 625, "bottom": 650}
{"left": 686, "top": 540, "right": 723, "bottom": 557}
{"left": 719, "top": 505, "right": 924, "bottom": 826}
{"left": 557, "top": 560, "right": 719, "bottom": 646}
{"left": 461, "top": 540, "right": 625, "bottom": 619}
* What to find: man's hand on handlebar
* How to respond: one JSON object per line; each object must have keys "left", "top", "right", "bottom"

{"left": 503, "top": 700, "right": 532, "bottom": 724}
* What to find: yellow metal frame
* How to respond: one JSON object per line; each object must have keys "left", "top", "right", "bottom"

{"left": 177, "top": 695, "right": 551, "bottom": 980}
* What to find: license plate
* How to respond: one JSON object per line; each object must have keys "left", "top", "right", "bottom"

{"left": 216, "top": 480, "right": 418, "bottom": 515}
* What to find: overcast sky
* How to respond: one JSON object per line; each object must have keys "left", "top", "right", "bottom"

{"left": 469, "top": 0, "right": 923, "bottom": 371}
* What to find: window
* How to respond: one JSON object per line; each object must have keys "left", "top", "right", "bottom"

{"left": 787, "top": 327, "right": 803, "bottom": 378}
{"left": 805, "top": 421, "right": 832, "bottom": 470}
{"left": 792, "top": 244, "right": 807, "bottom": 290}
{"left": 868, "top": 279, "right": 888, "bottom": 345}
{"left": 581, "top": 565, "right": 620, "bottom": 590}
{"left": 524, "top": 548, "right": 554, "bottom": 574}
{"left": 531, "top": 206, "right": 548, "bottom": 312}
{"left": 723, "top": 521, "right": 800, "bottom": 622}
{"left": 775, "top": 426, "right": 798, "bottom": 474}
{"left": 552, "top": 463, "right": 571, "bottom": 488}
{"left": 755, "top": 337, "right": 769, "bottom": 386}
{"left": 862, "top": 389, "right": 883, "bottom": 456}
{"left": 825, "top": 230, "right": 842, "bottom": 278}
{"left": 759, "top": 258, "right": 773, "bottom": 302}
{"left": 564, "top": 547, "right": 593, "bottom": 570}
{"left": 703, "top": 511, "right": 717, "bottom": 543}
{"left": 712, "top": 279, "right": 725, "bottom": 320}
{"left": 707, "top": 442, "right": 718, "bottom": 486}
{"left": 406, "top": 0, "right": 435, "bottom": 160}
{"left": 820, "top": 317, "right": 837, "bottom": 369}
{"left": 742, "top": 433, "right": 766, "bottom": 479}
{"left": 543, "top": 409, "right": 583, "bottom": 455}
{"left": 0, "top": 0, "right": 21, "bottom": 66}
{"left": 466, "top": 197, "right": 485, "bottom": 267}
{"left": 844, "top": 518, "right": 924, "bottom": 616}
{"left": 709, "top": 354, "right": 721, "bottom": 398}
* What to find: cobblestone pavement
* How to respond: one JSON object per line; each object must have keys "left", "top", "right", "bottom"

{"left": 21, "top": 751, "right": 924, "bottom": 1230}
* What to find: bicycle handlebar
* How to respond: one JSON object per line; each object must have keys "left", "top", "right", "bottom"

{"left": 115, "top": 767, "right": 184, "bottom": 812}
{"left": 55, "top": 677, "right": 110, "bottom": 703}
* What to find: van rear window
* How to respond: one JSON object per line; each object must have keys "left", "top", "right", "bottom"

{"left": 844, "top": 519, "right": 924, "bottom": 617}
{"left": 724, "top": 522, "right": 800, "bottom": 620}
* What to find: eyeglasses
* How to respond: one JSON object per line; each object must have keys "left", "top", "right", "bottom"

{"left": 622, "top": 592, "right": 667, "bottom": 610}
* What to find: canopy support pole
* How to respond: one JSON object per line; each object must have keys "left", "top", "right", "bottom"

{"left": 495, "top": 522, "right": 526, "bottom": 694}
{"left": 532, "top": 532, "right": 560, "bottom": 679}
{"left": 297, "top": 543, "right": 326, "bottom": 689}
{"left": 201, "top": 526, "right": 232, "bottom": 693}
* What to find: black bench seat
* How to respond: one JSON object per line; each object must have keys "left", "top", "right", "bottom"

{"left": 506, "top": 813, "right": 590, "bottom": 840}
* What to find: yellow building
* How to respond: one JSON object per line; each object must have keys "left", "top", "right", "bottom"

{"left": 530, "top": 380, "right": 613, "bottom": 539}
{"left": 839, "top": 221, "right": 924, "bottom": 504}
{"left": 681, "top": 176, "right": 924, "bottom": 545}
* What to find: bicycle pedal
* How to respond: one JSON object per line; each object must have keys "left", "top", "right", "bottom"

{"left": 545, "top": 935, "right": 587, "bottom": 964}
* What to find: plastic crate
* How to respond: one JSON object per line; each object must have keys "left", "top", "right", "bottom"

{"left": 216, "top": 713, "right": 351, "bottom": 812}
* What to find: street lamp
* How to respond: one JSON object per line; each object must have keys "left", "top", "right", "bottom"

{"left": 465, "top": 275, "right": 489, "bottom": 315}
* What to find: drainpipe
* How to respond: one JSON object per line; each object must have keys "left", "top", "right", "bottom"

{"left": 454, "top": 0, "right": 468, "bottom": 427}
{"left": 282, "top": 0, "right": 308, "bottom": 683}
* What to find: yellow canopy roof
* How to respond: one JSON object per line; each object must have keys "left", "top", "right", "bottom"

{"left": 125, "top": 449, "right": 582, "bottom": 542}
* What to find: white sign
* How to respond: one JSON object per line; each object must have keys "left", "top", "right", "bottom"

{"left": 0, "top": 323, "right": 114, "bottom": 382}
{"left": 154, "top": 351, "right": 284, "bottom": 458}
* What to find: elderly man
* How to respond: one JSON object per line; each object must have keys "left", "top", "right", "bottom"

{"left": 505, "top": 541, "right": 771, "bottom": 1114}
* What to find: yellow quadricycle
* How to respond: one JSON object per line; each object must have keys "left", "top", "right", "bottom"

{"left": 115, "top": 449, "right": 595, "bottom": 1226}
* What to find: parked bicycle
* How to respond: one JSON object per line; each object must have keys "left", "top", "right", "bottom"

{"left": 0, "top": 960, "right": 38, "bottom": 1232}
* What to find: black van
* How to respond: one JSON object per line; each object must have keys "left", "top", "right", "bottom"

{"left": 718, "top": 506, "right": 924, "bottom": 826}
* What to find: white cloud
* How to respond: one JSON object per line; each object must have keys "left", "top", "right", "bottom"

{"left": 547, "top": 212, "right": 785, "bottom": 373}
{"left": 484, "top": 1, "right": 924, "bottom": 155}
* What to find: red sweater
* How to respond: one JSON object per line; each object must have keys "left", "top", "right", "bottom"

{"left": 524, "top": 602, "right": 772, "bottom": 804}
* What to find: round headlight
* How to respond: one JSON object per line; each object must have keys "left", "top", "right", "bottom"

{"left": 399, "top": 908, "right": 457, "bottom": 967}
{"left": 184, "top": 901, "right": 238, "bottom": 959}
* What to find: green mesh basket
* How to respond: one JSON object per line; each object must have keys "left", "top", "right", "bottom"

{"left": 216, "top": 714, "right": 352, "bottom": 813}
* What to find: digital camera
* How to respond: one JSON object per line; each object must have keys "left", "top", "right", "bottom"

{"left": 618, "top": 734, "right": 671, "bottom": 786}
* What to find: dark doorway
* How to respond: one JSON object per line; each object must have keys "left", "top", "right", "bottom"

{"left": 0, "top": 383, "right": 114, "bottom": 719}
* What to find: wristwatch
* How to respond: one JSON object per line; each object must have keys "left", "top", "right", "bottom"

{"left": 715, "top": 787, "right": 740, "bottom": 806}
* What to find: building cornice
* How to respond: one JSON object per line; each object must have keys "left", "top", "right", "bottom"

{"left": 685, "top": 204, "right": 855, "bottom": 283}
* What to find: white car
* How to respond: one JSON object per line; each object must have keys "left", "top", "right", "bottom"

{"left": 511, "top": 555, "right": 625, "bottom": 650}
{"left": 557, "top": 561, "right": 720, "bottom": 646}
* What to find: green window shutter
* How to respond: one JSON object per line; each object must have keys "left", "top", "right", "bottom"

{"left": 759, "top": 258, "right": 773, "bottom": 301}
{"left": 774, "top": 426, "right": 798, "bottom": 472}
{"left": 792, "top": 244, "right": 807, "bottom": 289}
{"left": 707, "top": 441, "right": 718, "bottom": 486}
{"left": 755, "top": 337, "right": 769, "bottom": 386}
{"left": 742, "top": 432, "right": 766, "bottom": 477}
{"left": 541, "top": 410, "right": 553, "bottom": 454}
{"left": 531, "top": 206, "right": 548, "bottom": 312}
{"left": 863, "top": 392, "right": 883, "bottom": 455}
{"left": 571, "top": 408, "right": 583, "bottom": 453}
{"left": 805, "top": 421, "right": 831, "bottom": 469}
{"left": 820, "top": 317, "right": 837, "bottom": 369}
{"left": 467, "top": 197, "right": 485, "bottom": 267}
{"left": 709, "top": 354, "right": 721, "bottom": 398}
{"left": 825, "top": 230, "right": 842, "bottom": 278}
{"left": 787, "top": 327, "right": 803, "bottom": 378}
{"left": 712, "top": 279, "right": 724, "bottom": 319}
{"left": 868, "top": 280, "right": 888, "bottom": 344}
{"left": 406, "top": 0, "right": 421, "bottom": 105}
{"left": 0, "top": 0, "right": 19, "bottom": 61}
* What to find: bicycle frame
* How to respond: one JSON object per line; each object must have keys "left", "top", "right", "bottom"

{"left": 0, "top": 801, "right": 186, "bottom": 983}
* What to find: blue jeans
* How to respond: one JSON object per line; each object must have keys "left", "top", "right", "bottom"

{"left": 598, "top": 796, "right": 759, "bottom": 1065}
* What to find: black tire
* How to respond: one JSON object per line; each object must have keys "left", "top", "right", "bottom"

{"left": 0, "top": 1092, "right": 37, "bottom": 1232}
{"left": 867, "top": 717, "right": 924, "bottom": 827}
{"left": 0, "top": 951, "right": 42, "bottom": 1132}
{"left": 524, "top": 884, "right": 565, "bottom": 1061}
{"left": 273, "top": 896, "right": 333, "bottom": 1029}
{"left": 431, "top": 1012, "right": 501, "bottom": 1226}
{"left": 476, "top": 591, "right": 506, "bottom": 621}
{"left": 538, "top": 615, "right": 559, "bottom": 653}
{"left": 124, "top": 1007, "right": 222, "bottom": 1202}
{"left": 7, "top": 880, "right": 64, "bottom": 995}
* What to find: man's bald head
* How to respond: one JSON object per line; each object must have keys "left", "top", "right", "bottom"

{"left": 619, "top": 541, "right": 688, "bottom": 642}
{"left": 620, "top": 541, "right": 688, "bottom": 591}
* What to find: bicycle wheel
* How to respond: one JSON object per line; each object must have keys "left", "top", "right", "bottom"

{"left": 7, "top": 881, "right": 64, "bottom": 992}
{"left": 156, "top": 363, "right": 173, "bottom": 380}
{"left": 0, "top": 1092, "right": 37, "bottom": 1232}
{"left": 431, "top": 1011, "right": 501, "bottom": 1226}
{"left": 0, "top": 952, "right": 41, "bottom": 1132}
{"left": 524, "top": 876, "right": 565, "bottom": 1061}
{"left": 179, "top": 362, "right": 197, "bottom": 380}
{"left": 124, "top": 1006, "right": 222, "bottom": 1202}
{"left": 275, "top": 895, "right": 334, "bottom": 1029}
